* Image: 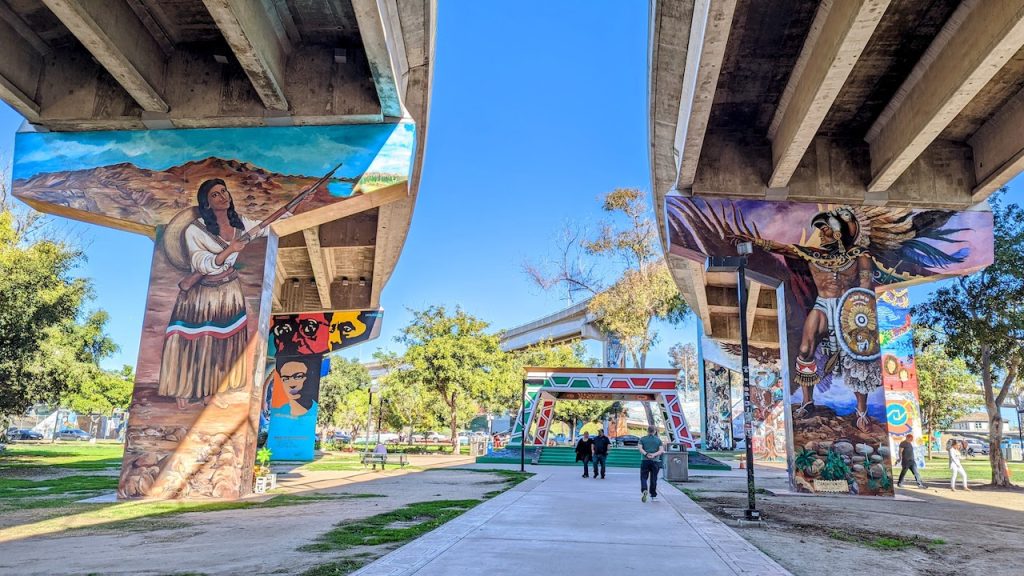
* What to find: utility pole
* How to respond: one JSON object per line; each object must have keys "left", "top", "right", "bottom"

{"left": 706, "top": 241, "right": 760, "bottom": 521}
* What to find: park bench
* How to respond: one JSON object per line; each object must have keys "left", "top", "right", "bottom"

{"left": 360, "top": 452, "right": 409, "bottom": 469}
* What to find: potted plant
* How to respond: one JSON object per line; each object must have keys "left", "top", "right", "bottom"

{"left": 253, "top": 447, "right": 276, "bottom": 493}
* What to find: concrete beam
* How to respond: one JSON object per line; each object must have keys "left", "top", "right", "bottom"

{"left": 0, "top": 9, "right": 42, "bottom": 121}
{"left": 202, "top": 0, "right": 290, "bottom": 111}
{"left": 745, "top": 281, "right": 761, "bottom": 339}
{"left": 674, "top": 0, "right": 737, "bottom": 190}
{"left": 42, "top": 0, "right": 168, "bottom": 113}
{"left": 767, "top": 0, "right": 888, "bottom": 188}
{"left": 865, "top": 0, "right": 1024, "bottom": 193}
{"left": 302, "top": 227, "right": 333, "bottom": 308}
{"left": 352, "top": 0, "right": 404, "bottom": 117}
{"left": 969, "top": 84, "right": 1024, "bottom": 200}
{"left": 272, "top": 182, "right": 407, "bottom": 237}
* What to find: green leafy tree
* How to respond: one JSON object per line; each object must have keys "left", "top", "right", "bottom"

{"left": 390, "top": 306, "right": 507, "bottom": 452}
{"left": 62, "top": 364, "right": 134, "bottom": 415}
{"left": 914, "top": 193, "right": 1024, "bottom": 486}
{"left": 0, "top": 191, "right": 92, "bottom": 420}
{"left": 318, "top": 356, "right": 371, "bottom": 430}
{"left": 914, "top": 340, "right": 976, "bottom": 458}
{"left": 335, "top": 387, "right": 371, "bottom": 441}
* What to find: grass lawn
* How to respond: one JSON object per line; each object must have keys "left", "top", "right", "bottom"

{"left": 0, "top": 443, "right": 124, "bottom": 472}
{"left": 300, "top": 469, "right": 533, "bottom": 576}
{"left": 915, "top": 454, "right": 1024, "bottom": 483}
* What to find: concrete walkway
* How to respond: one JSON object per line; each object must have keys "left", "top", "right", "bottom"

{"left": 351, "top": 464, "right": 791, "bottom": 576}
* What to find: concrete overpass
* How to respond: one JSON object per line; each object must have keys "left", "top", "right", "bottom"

{"left": 650, "top": 0, "right": 1024, "bottom": 496}
{"left": 2, "top": 0, "right": 434, "bottom": 499}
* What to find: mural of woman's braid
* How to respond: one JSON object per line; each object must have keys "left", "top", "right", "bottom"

{"left": 668, "top": 196, "right": 992, "bottom": 496}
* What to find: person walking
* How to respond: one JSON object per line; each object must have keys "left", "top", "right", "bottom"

{"left": 896, "top": 434, "right": 926, "bottom": 488}
{"left": 592, "top": 429, "right": 611, "bottom": 479}
{"left": 575, "top": 432, "right": 594, "bottom": 478}
{"left": 948, "top": 439, "right": 969, "bottom": 491}
{"left": 638, "top": 426, "right": 664, "bottom": 502}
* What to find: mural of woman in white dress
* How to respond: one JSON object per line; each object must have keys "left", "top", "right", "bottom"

{"left": 158, "top": 179, "right": 269, "bottom": 409}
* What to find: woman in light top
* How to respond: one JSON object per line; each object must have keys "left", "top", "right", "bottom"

{"left": 948, "top": 439, "right": 969, "bottom": 491}
{"left": 158, "top": 178, "right": 272, "bottom": 409}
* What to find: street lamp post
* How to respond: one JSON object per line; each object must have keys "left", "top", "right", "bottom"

{"left": 706, "top": 242, "right": 760, "bottom": 521}
{"left": 365, "top": 382, "right": 380, "bottom": 451}
{"left": 520, "top": 378, "right": 527, "bottom": 473}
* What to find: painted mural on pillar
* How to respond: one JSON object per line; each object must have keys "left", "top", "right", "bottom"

{"left": 703, "top": 363, "right": 733, "bottom": 451}
{"left": 263, "top": 310, "right": 383, "bottom": 460}
{"left": 668, "top": 197, "right": 992, "bottom": 495}
{"left": 701, "top": 337, "right": 785, "bottom": 461}
{"left": 13, "top": 124, "right": 413, "bottom": 499}
{"left": 878, "top": 289, "right": 926, "bottom": 469}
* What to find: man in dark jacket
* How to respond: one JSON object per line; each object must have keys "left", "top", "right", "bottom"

{"left": 575, "top": 432, "right": 594, "bottom": 478}
{"left": 591, "top": 429, "right": 611, "bottom": 479}
{"left": 896, "top": 433, "right": 926, "bottom": 488}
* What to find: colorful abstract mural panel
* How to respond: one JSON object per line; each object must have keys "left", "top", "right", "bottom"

{"left": 668, "top": 197, "right": 992, "bottom": 495}
{"left": 263, "top": 310, "right": 382, "bottom": 461}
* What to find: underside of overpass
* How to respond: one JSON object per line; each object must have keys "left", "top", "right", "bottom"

{"left": 2, "top": 0, "right": 434, "bottom": 499}
{"left": 650, "top": 0, "right": 1024, "bottom": 496}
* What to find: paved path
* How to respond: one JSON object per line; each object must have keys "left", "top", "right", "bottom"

{"left": 352, "top": 464, "right": 791, "bottom": 575}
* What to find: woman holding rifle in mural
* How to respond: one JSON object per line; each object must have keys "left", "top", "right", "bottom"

{"left": 158, "top": 166, "right": 340, "bottom": 410}
{"left": 159, "top": 178, "right": 273, "bottom": 409}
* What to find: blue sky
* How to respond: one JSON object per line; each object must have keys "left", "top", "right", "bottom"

{"left": 0, "top": 1, "right": 1021, "bottom": 422}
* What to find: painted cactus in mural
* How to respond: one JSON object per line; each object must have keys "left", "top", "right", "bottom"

{"left": 262, "top": 310, "right": 383, "bottom": 461}
{"left": 13, "top": 124, "right": 412, "bottom": 499}
{"left": 668, "top": 197, "right": 992, "bottom": 495}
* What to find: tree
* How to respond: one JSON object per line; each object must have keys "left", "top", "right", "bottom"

{"left": 914, "top": 193, "right": 1024, "bottom": 486}
{"left": 525, "top": 188, "right": 690, "bottom": 425}
{"left": 61, "top": 364, "right": 134, "bottom": 415}
{"left": 668, "top": 342, "right": 699, "bottom": 401}
{"left": 391, "top": 306, "right": 506, "bottom": 452}
{"left": 914, "top": 341, "right": 976, "bottom": 458}
{"left": 0, "top": 188, "right": 92, "bottom": 420}
{"left": 318, "top": 356, "right": 371, "bottom": 430}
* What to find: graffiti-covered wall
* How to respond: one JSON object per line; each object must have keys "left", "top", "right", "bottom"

{"left": 13, "top": 124, "right": 411, "bottom": 499}
{"left": 878, "top": 289, "right": 926, "bottom": 469}
{"left": 700, "top": 336, "right": 785, "bottom": 461}
{"left": 669, "top": 197, "right": 992, "bottom": 495}
{"left": 262, "top": 310, "right": 383, "bottom": 461}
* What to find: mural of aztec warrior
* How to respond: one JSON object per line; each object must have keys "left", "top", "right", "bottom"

{"left": 669, "top": 197, "right": 992, "bottom": 495}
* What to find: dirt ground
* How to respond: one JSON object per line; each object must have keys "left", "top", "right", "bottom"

{"left": 0, "top": 458, "right": 506, "bottom": 576}
{"left": 682, "top": 465, "right": 1024, "bottom": 576}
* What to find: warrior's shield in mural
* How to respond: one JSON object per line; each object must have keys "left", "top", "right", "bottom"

{"left": 668, "top": 197, "right": 992, "bottom": 495}
{"left": 13, "top": 124, "right": 413, "bottom": 499}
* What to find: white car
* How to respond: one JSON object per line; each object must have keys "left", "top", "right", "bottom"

{"left": 425, "top": 431, "right": 446, "bottom": 442}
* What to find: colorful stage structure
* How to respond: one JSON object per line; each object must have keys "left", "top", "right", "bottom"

{"left": 4, "top": 0, "right": 436, "bottom": 499}
{"left": 510, "top": 368, "right": 695, "bottom": 448}
{"left": 649, "top": 0, "right": 1024, "bottom": 496}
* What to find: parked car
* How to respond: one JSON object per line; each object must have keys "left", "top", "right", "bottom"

{"left": 424, "top": 431, "right": 446, "bottom": 442}
{"left": 332, "top": 431, "right": 352, "bottom": 443}
{"left": 964, "top": 439, "right": 989, "bottom": 456}
{"left": 13, "top": 429, "right": 44, "bottom": 441}
{"left": 618, "top": 434, "right": 640, "bottom": 447}
{"left": 57, "top": 428, "right": 93, "bottom": 441}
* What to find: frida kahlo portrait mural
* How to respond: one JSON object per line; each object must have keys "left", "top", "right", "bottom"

{"left": 668, "top": 197, "right": 992, "bottom": 495}
{"left": 261, "top": 310, "right": 382, "bottom": 461}
{"left": 13, "top": 123, "right": 413, "bottom": 499}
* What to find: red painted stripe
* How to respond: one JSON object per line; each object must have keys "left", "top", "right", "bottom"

{"left": 630, "top": 378, "right": 650, "bottom": 388}
{"left": 609, "top": 380, "right": 630, "bottom": 389}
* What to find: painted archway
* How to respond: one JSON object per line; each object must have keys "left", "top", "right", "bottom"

{"left": 510, "top": 368, "right": 695, "bottom": 447}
